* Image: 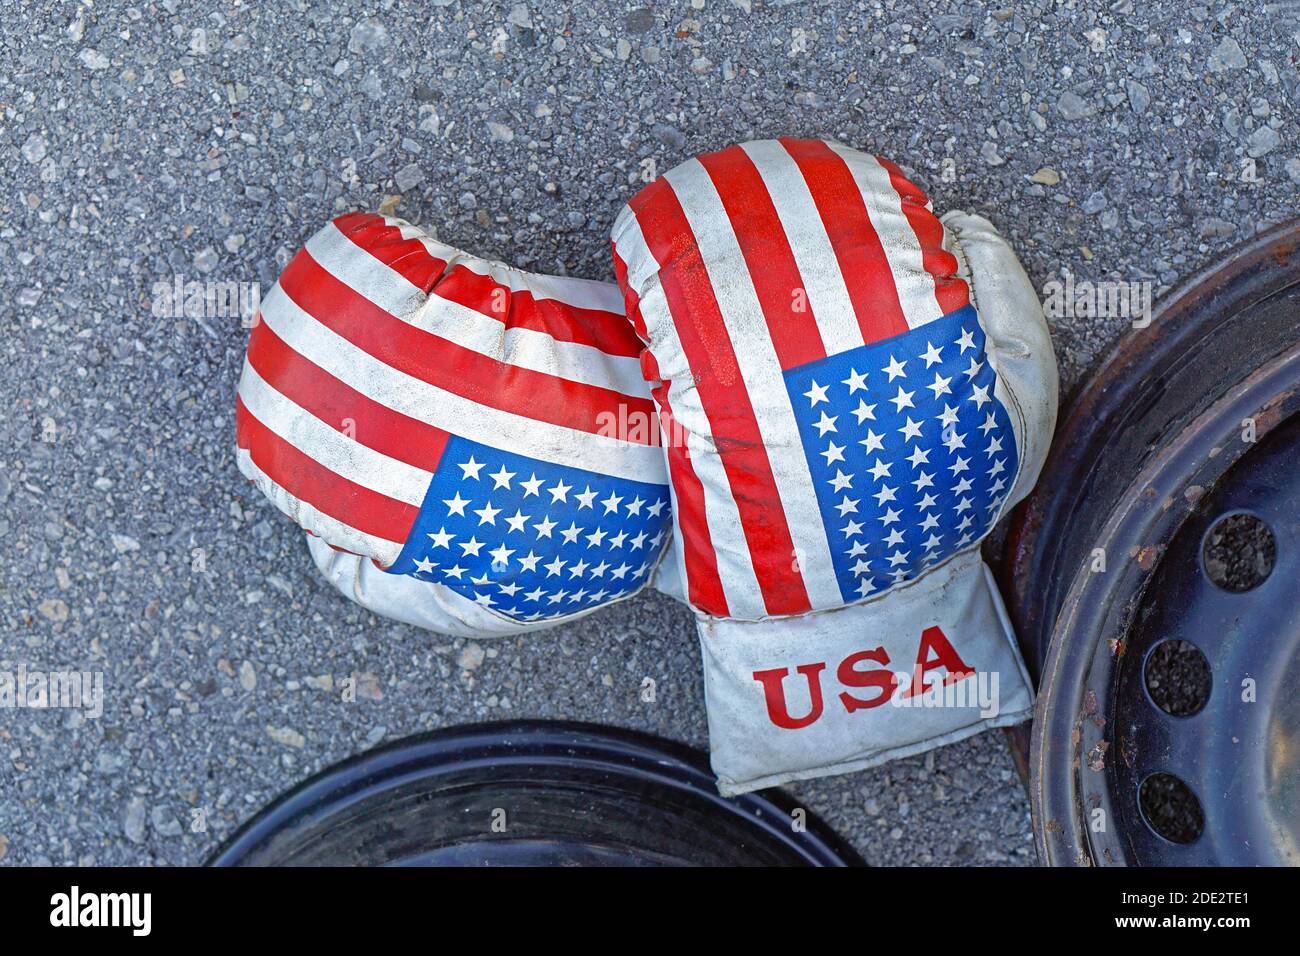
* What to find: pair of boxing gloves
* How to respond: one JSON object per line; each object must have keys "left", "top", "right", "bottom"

{"left": 236, "top": 139, "right": 1058, "bottom": 795}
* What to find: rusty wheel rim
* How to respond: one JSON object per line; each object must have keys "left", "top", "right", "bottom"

{"left": 1002, "top": 220, "right": 1300, "bottom": 865}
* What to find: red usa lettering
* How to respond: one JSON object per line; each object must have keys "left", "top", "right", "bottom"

{"left": 751, "top": 626, "right": 975, "bottom": 730}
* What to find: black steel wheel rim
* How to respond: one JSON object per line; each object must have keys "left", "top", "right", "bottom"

{"left": 208, "top": 720, "right": 861, "bottom": 867}
{"left": 1002, "top": 220, "right": 1300, "bottom": 865}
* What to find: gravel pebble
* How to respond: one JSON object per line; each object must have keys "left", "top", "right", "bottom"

{"left": 1207, "top": 36, "right": 1247, "bottom": 72}
{"left": 124, "top": 798, "right": 147, "bottom": 844}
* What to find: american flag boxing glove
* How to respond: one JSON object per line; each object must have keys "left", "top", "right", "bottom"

{"left": 612, "top": 139, "right": 1058, "bottom": 794}
{"left": 236, "top": 212, "right": 677, "bottom": 636}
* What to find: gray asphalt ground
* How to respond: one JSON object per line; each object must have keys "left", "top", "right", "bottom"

{"left": 2, "top": 0, "right": 1298, "bottom": 867}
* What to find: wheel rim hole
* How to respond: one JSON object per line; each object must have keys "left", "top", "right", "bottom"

{"left": 1202, "top": 512, "right": 1275, "bottom": 592}
{"left": 1144, "top": 639, "right": 1212, "bottom": 716}
{"left": 1138, "top": 772, "right": 1204, "bottom": 844}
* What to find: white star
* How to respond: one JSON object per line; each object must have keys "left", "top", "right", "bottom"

{"left": 443, "top": 492, "right": 471, "bottom": 516}
{"left": 544, "top": 557, "right": 566, "bottom": 577}
{"left": 842, "top": 519, "right": 865, "bottom": 538}
{"left": 943, "top": 429, "right": 966, "bottom": 453}
{"left": 868, "top": 458, "right": 892, "bottom": 481}
{"left": 954, "top": 496, "right": 973, "bottom": 514}
{"left": 828, "top": 469, "right": 854, "bottom": 492}
{"left": 413, "top": 556, "right": 437, "bottom": 574}
{"left": 859, "top": 429, "right": 885, "bottom": 454}
{"left": 835, "top": 496, "right": 859, "bottom": 517}
{"left": 812, "top": 411, "right": 838, "bottom": 436}
{"left": 990, "top": 477, "right": 1008, "bottom": 495}
{"left": 458, "top": 456, "right": 485, "bottom": 480}
{"left": 986, "top": 434, "right": 1004, "bottom": 455}
{"left": 843, "top": 368, "right": 869, "bottom": 393}
{"left": 857, "top": 578, "right": 876, "bottom": 597}
{"left": 600, "top": 491, "right": 624, "bottom": 514}
{"left": 569, "top": 588, "right": 588, "bottom": 603}
{"left": 979, "top": 412, "right": 999, "bottom": 436}
{"left": 927, "top": 372, "right": 952, "bottom": 399}
{"left": 646, "top": 499, "right": 666, "bottom": 517}
{"left": 520, "top": 474, "right": 544, "bottom": 497}
{"left": 610, "top": 563, "right": 631, "bottom": 580}
{"left": 499, "top": 581, "right": 521, "bottom": 597}
{"left": 906, "top": 445, "right": 929, "bottom": 468}
{"left": 488, "top": 543, "right": 514, "bottom": 567}
{"left": 882, "top": 355, "right": 907, "bottom": 381}
{"left": 887, "top": 549, "right": 910, "bottom": 568}
{"left": 872, "top": 484, "right": 898, "bottom": 506}
{"left": 919, "top": 511, "right": 940, "bottom": 532}
{"left": 937, "top": 404, "right": 960, "bottom": 428}
{"left": 548, "top": 590, "right": 567, "bottom": 604}
{"left": 899, "top": 417, "right": 924, "bottom": 441}
{"left": 504, "top": 510, "right": 529, "bottom": 533}
{"left": 884, "top": 527, "right": 906, "bottom": 547}
{"left": 920, "top": 341, "right": 944, "bottom": 367}
{"left": 609, "top": 530, "right": 628, "bottom": 549}
{"left": 625, "top": 496, "right": 645, "bottom": 516}
{"left": 956, "top": 327, "right": 976, "bottom": 353}
{"left": 953, "top": 476, "right": 974, "bottom": 494}
{"left": 912, "top": 470, "right": 935, "bottom": 491}
{"left": 560, "top": 522, "right": 582, "bottom": 544}
{"left": 964, "top": 356, "right": 983, "bottom": 379}
{"left": 879, "top": 507, "right": 902, "bottom": 526}
{"left": 518, "top": 551, "right": 542, "bottom": 572}
{"left": 533, "top": 516, "right": 556, "bottom": 538}
{"left": 488, "top": 465, "right": 515, "bottom": 489}
{"left": 851, "top": 558, "right": 872, "bottom": 576}
{"left": 956, "top": 514, "right": 974, "bottom": 533}
{"left": 569, "top": 559, "right": 589, "bottom": 579}
{"left": 590, "top": 588, "right": 609, "bottom": 602}
{"left": 444, "top": 564, "right": 466, "bottom": 579}
{"left": 473, "top": 592, "right": 495, "bottom": 607}
{"left": 586, "top": 527, "right": 607, "bottom": 547}
{"left": 917, "top": 492, "right": 938, "bottom": 510}
{"left": 949, "top": 456, "right": 971, "bottom": 475}
{"left": 849, "top": 540, "right": 870, "bottom": 556}
{"left": 922, "top": 533, "right": 943, "bottom": 551}
{"left": 890, "top": 385, "right": 916, "bottom": 413}
{"left": 473, "top": 501, "right": 501, "bottom": 525}
{"left": 820, "top": 441, "right": 846, "bottom": 465}
{"left": 804, "top": 380, "right": 829, "bottom": 406}
{"left": 989, "top": 457, "right": 1007, "bottom": 477}
{"left": 630, "top": 531, "right": 648, "bottom": 550}
{"left": 549, "top": 479, "right": 571, "bottom": 503}
{"left": 575, "top": 486, "right": 598, "bottom": 509}
{"left": 590, "top": 560, "right": 609, "bottom": 578}
{"left": 427, "top": 527, "right": 454, "bottom": 548}
{"left": 459, "top": 536, "right": 485, "bottom": 557}
{"left": 969, "top": 383, "right": 991, "bottom": 408}
{"left": 852, "top": 399, "right": 877, "bottom": 424}
{"left": 523, "top": 586, "right": 545, "bottom": 602}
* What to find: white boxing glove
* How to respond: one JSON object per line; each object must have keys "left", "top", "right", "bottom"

{"left": 612, "top": 138, "right": 1058, "bottom": 793}
{"left": 237, "top": 212, "right": 677, "bottom": 636}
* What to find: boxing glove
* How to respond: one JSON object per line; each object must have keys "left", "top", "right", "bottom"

{"left": 612, "top": 138, "right": 1057, "bottom": 794}
{"left": 237, "top": 212, "right": 675, "bottom": 636}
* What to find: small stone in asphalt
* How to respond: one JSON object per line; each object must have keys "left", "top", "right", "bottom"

{"left": 124, "top": 798, "right": 147, "bottom": 844}
{"left": 1207, "top": 37, "right": 1247, "bottom": 72}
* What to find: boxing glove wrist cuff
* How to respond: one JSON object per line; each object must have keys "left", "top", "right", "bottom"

{"left": 698, "top": 548, "right": 1033, "bottom": 796}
